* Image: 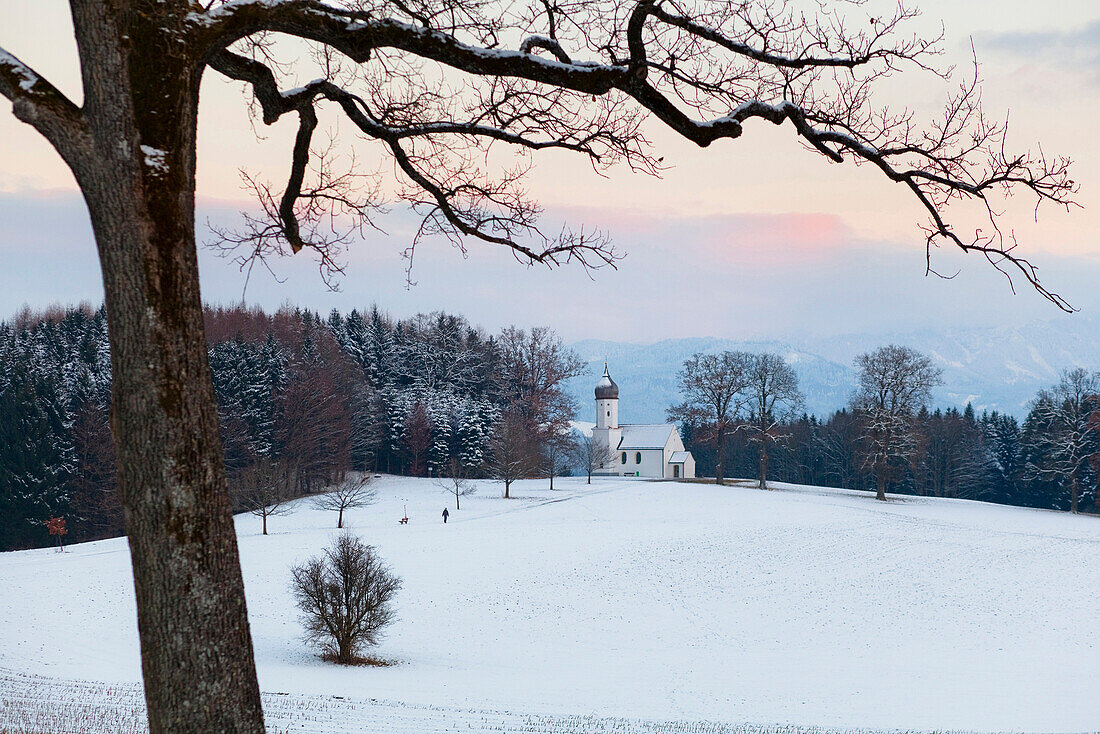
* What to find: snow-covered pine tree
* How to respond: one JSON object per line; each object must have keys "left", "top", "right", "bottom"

{"left": 0, "top": 353, "right": 76, "bottom": 549}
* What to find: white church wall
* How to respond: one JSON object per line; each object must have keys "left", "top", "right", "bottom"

{"left": 661, "top": 431, "right": 687, "bottom": 478}
{"left": 614, "top": 448, "right": 665, "bottom": 478}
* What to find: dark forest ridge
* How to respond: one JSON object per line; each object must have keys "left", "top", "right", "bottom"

{"left": 4, "top": 302, "right": 1097, "bottom": 556}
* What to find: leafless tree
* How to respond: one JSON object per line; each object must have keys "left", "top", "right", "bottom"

{"left": 312, "top": 473, "right": 377, "bottom": 528}
{"left": 438, "top": 455, "right": 476, "bottom": 510}
{"left": 852, "top": 345, "right": 943, "bottom": 501}
{"left": 1023, "top": 368, "right": 1100, "bottom": 514}
{"left": 233, "top": 457, "right": 297, "bottom": 535}
{"left": 291, "top": 532, "right": 400, "bottom": 665}
{"left": 670, "top": 352, "right": 751, "bottom": 485}
{"left": 573, "top": 431, "right": 617, "bottom": 484}
{"left": 742, "top": 353, "right": 803, "bottom": 491}
{"left": 0, "top": 1, "right": 1076, "bottom": 728}
{"left": 489, "top": 411, "right": 540, "bottom": 498}
{"left": 542, "top": 428, "right": 577, "bottom": 491}
{"left": 497, "top": 326, "right": 585, "bottom": 436}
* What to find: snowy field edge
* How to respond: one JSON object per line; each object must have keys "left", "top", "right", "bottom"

{"left": 0, "top": 668, "right": 1010, "bottom": 734}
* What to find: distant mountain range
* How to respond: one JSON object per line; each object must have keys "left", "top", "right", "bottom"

{"left": 566, "top": 316, "right": 1100, "bottom": 423}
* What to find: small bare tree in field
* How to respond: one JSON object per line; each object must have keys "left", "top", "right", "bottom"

{"left": 490, "top": 411, "right": 540, "bottom": 498}
{"left": 573, "top": 432, "right": 617, "bottom": 484}
{"left": 542, "top": 429, "right": 578, "bottom": 491}
{"left": 234, "top": 458, "right": 296, "bottom": 535}
{"left": 742, "top": 353, "right": 804, "bottom": 491}
{"left": 439, "top": 456, "right": 477, "bottom": 511}
{"left": 853, "top": 345, "right": 943, "bottom": 501}
{"left": 670, "top": 352, "right": 752, "bottom": 486}
{"left": 291, "top": 533, "right": 400, "bottom": 665}
{"left": 312, "top": 474, "right": 377, "bottom": 528}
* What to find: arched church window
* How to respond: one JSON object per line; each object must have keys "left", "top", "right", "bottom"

{"left": 621, "top": 452, "right": 627, "bottom": 464}
{"left": 635, "top": 452, "right": 641, "bottom": 464}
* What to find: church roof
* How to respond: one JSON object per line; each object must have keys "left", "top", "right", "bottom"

{"left": 668, "top": 451, "right": 692, "bottom": 464}
{"left": 594, "top": 363, "right": 619, "bottom": 400}
{"left": 617, "top": 424, "right": 676, "bottom": 450}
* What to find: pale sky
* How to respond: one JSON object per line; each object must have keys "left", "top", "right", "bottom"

{"left": 1, "top": 1, "right": 1098, "bottom": 342}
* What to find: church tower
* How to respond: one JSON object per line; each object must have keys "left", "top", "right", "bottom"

{"left": 593, "top": 364, "right": 621, "bottom": 472}
{"left": 595, "top": 363, "right": 619, "bottom": 429}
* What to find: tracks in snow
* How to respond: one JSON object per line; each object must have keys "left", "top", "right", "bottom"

{"left": 0, "top": 669, "right": 987, "bottom": 734}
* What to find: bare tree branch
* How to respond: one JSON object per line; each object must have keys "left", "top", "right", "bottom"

{"left": 0, "top": 46, "right": 88, "bottom": 161}
{"left": 192, "top": 0, "right": 1077, "bottom": 307}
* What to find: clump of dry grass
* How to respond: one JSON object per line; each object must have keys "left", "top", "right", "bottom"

{"left": 319, "top": 652, "right": 397, "bottom": 667}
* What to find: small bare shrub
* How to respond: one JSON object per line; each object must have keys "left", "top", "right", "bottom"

{"left": 291, "top": 533, "right": 401, "bottom": 664}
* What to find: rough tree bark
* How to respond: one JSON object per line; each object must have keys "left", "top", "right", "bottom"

{"left": 2, "top": 3, "right": 265, "bottom": 731}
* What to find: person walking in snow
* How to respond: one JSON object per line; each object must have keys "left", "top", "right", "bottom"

{"left": 442, "top": 508, "right": 449, "bottom": 523}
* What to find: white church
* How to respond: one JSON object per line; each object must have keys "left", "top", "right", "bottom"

{"left": 591, "top": 365, "right": 696, "bottom": 479}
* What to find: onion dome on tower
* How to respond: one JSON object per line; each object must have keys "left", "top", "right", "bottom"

{"left": 595, "top": 363, "right": 619, "bottom": 400}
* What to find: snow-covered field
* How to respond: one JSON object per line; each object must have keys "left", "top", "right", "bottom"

{"left": 2, "top": 476, "right": 1098, "bottom": 733}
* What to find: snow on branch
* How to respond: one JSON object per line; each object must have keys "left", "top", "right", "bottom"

{"left": 195, "top": 0, "right": 1077, "bottom": 306}
{"left": 210, "top": 47, "right": 626, "bottom": 282}
{"left": 0, "top": 46, "right": 87, "bottom": 154}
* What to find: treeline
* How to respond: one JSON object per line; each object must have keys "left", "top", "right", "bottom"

{"left": 0, "top": 304, "right": 580, "bottom": 550}
{"left": 680, "top": 364, "right": 1100, "bottom": 514}
{"left": 5, "top": 304, "right": 1096, "bottom": 550}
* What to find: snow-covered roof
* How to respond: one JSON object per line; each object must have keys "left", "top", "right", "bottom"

{"left": 617, "top": 424, "right": 675, "bottom": 450}
{"left": 668, "top": 451, "right": 692, "bottom": 464}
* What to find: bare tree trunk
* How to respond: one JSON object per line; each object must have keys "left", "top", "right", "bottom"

{"left": 758, "top": 443, "right": 769, "bottom": 491}
{"left": 715, "top": 424, "right": 726, "bottom": 486}
{"left": 66, "top": 4, "right": 264, "bottom": 731}
{"left": 338, "top": 637, "right": 353, "bottom": 664}
{"left": 338, "top": 507, "right": 344, "bottom": 528}
{"left": 876, "top": 468, "right": 887, "bottom": 502}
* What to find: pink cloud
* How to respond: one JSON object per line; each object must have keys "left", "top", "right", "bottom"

{"left": 691, "top": 212, "right": 854, "bottom": 267}
{"left": 543, "top": 206, "right": 861, "bottom": 269}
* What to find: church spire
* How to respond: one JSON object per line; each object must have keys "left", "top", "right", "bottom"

{"left": 595, "top": 363, "right": 618, "bottom": 400}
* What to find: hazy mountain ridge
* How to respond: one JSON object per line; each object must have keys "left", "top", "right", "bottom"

{"left": 567, "top": 316, "right": 1100, "bottom": 422}
{"left": 566, "top": 337, "right": 855, "bottom": 423}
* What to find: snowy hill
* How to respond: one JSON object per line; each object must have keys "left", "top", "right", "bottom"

{"left": 568, "top": 316, "right": 1100, "bottom": 421}
{"left": 2, "top": 476, "right": 1099, "bottom": 733}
